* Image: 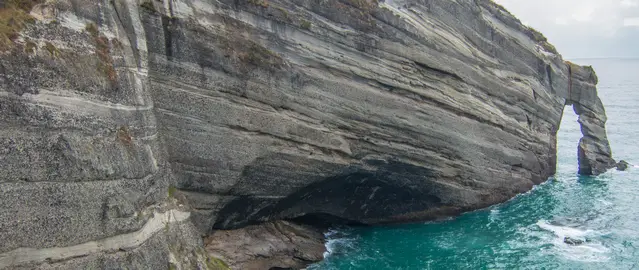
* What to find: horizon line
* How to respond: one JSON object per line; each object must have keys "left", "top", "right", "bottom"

{"left": 568, "top": 57, "right": 639, "bottom": 60}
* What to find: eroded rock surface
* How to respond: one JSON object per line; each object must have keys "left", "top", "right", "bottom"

{"left": 204, "top": 221, "right": 325, "bottom": 270}
{"left": 566, "top": 62, "right": 616, "bottom": 175}
{"left": 616, "top": 160, "right": 630, "bottom": 171}
{"left": 0, "top": 0, "right": 616, "bottom": 269}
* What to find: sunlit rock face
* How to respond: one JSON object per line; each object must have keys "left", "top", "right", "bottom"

{"left": 0, "top": 0, "right": 614, "bottom": 269}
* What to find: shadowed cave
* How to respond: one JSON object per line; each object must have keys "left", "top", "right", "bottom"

{"left": 212, "top": 161, "right": 448, "bottom": 230}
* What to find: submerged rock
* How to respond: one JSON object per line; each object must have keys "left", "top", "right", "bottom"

{"left": 564, "top": 237, "right": 585, "bottom": 246}
{"left": 0, "top": 0, "right": 617, "bottom": 269}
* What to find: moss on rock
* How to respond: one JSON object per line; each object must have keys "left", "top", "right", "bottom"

{"left": 205, "top": 256, "right": 230, "bottom": 270}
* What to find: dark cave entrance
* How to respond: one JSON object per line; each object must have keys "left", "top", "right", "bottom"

{"left": 289, "top": 213, "right": 365, "bottom": 229}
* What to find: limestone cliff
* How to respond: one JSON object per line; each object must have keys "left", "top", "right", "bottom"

{"left": 0, "top": 0, "right": 615, "bottom": 269}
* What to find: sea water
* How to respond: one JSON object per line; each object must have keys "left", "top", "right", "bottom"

{"left": 309, "top": 58, "right": 639, "bottom": 270}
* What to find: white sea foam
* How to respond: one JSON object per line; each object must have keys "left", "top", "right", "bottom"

{"left": 536, "top": 220, "right": 592, "bottom": 238}
{"left": 323, "top": 229, "right": 357, "bottom": 258}
{"left": 536, "top": 220, "right": 610, "bottom": 262}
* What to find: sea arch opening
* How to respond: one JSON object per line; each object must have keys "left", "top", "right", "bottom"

{"left": 556, "top": 105, "right": 582, "bottom": 175}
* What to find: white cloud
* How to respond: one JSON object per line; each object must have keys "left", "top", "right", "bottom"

{"left": 624, "top": 17, "right": 639, "bottom": 26}
{"left": 494, "top": 0, "right": 639, "bottom": 58}
{"left": 571, "top": 6, "right": 595, "bottom": 22}
{"left": 555, "top": 17, "right": 569, "bottom": 25}
{"left": 495, "top": 0, "right": 628, "bottom": 32}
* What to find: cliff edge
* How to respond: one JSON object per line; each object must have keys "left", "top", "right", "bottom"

{"left": 0, "top": 0, "right": 615, "bottom": 269}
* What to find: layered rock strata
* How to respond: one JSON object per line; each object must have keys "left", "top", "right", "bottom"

{"left": 0, "top": 0, "right": 615, "bottom": 269}
{"left": 204, "top": 221, "right": 325, "bottom": 269}
{"left": 566, "top": 62, "right": 616, "bottom": 175}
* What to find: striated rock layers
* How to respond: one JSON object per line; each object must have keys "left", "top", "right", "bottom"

{"left": 566, "top": 62, "right": 616, "bottom": 175}
{"left": 204, "top": 221, "right": 326, "bottom": 269}
{"left": 0, "top": 0, "right": 615, "bottom": 269}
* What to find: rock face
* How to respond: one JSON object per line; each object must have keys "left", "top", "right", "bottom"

{"left": 204, "top": 221, "right": 325, "bottom": 269}
{"left": 0, "top": 0, "right": 615, "bottom": 269}
{"left": 616, "top": 160, "right": 629, "bottom": 171}
{"left": 566, "top": 62, "right": 616, "bottom": 175}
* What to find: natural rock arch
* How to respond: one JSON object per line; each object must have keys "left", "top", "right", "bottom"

{"left": 564, "top": 62, "right": 616, "bottom": 175}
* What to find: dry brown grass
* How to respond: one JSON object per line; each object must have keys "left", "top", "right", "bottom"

{"left": 0, "top": 0, "right": 43, "bottom": 51}
{"left": 116, "top": 126, "right": 133, "bottom": 145}
{"left": 85, "top": 22, "right": 117, "bottom": 83}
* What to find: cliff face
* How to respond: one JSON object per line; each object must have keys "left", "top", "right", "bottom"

{"left": 0, "top": 0, "right": 615, "bottom": 269}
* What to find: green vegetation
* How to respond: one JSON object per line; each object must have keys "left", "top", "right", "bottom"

{"left": 347, "top": 0, "right": 378, "bottom": 11}
{"left": 300, "top": 19, "right": 311, "bottom": 30}
{"left": 44, "top": 41, "right": 58, "bottom": 57}
{"left": 489, "top": 0, "right": 511, "bottom": 14}
{"left": 205, "top": 256, "right": 230, "bottom": 270}
{"left": 275, "top": 6, "right": 291, "bottom": 22}
{"left": 248, "top": 0, "right": 269, "bottom": 8}
{"left": 24, "top": 39, "right": 36, "bottom": 54}
{"left": 140, "top": 1, "right": 157, "bottom": 13}
{"left": 84, "top": 22, "right": 99, "bottom": 37}
{"left": 277, "top": 7, "right": 288, "bottom": 16}
{"left": 168, "top": 186, "right": 177, "bottom": 198}
{"left": 111, "top": 38, "right": 123, "bottom": 50}
{"left": 239, "top": 42, "right": 282, "bottom": 68}
{"left": 0, "top": 0, "right": 43, "bottom": 51}
{"left": 3, "top": 0, "right": 44, "bottom": 10}
{"left": 527, "top": 26, "right": 558, "bottom": 54}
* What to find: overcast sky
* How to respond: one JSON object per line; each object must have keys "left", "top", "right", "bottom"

{"left": 494, "top": 0, "right": 639, "bottom": 59}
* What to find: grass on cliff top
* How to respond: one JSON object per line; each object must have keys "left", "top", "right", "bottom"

{"left": 0, "top": 0, "right": 44, "bottom": 51}
{"left": 484, "top": 0, "right": 559, "bottom": 54}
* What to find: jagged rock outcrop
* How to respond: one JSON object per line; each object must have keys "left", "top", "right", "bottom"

{"left": 204, "top": 221, "right": 325, "bottom": 269}
{"left": 0, "top": 0, "right": 615, "bottom": 269}
{"left": 566, "top": 62, "right": 616, "bottom": 175}
{"left": 616, "top": 160, "right": 629, "bottom": 171}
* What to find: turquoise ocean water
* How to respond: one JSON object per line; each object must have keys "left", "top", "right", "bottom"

{"left": 310, "top": 58, "right": 639, "bottom": 269}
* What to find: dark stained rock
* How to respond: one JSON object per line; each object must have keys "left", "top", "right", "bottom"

{"left": 616, "top": 160, "right": 630, "bottom": 171}
{"left": 564, "top": 237, "right": 585, "bottom": 246}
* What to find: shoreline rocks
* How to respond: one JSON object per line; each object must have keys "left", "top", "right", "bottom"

{"left": 616, "top": 160, "right": 630, "bottom": 171}
{"left": 564, "top": 237, "right": 585, "bottom": 246}
{"left": 204, "top": 221, "right": 326, "bottom": 270}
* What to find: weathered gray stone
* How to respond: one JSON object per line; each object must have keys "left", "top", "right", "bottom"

{"left": 204, "top": 221, "right": 325, "bottom": 270}
{"left": 616, "top": 160, "right": 630, "bottom": 171}
{"left": 564, "top": 237, "right": 585, "bottom": 246}
{"left": 566, "top": 62, "right": 616, "bottom": 175}
{"left": 0, "top": 0, "right": 616, "bottom": 269}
